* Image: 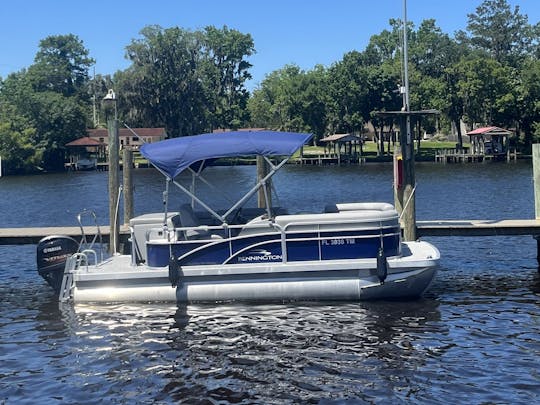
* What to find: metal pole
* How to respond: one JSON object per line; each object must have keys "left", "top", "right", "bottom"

{"left": 403, "top": 0, "right": 410, "bottom": 112}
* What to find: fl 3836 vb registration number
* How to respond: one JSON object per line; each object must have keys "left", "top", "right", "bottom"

{"left": 321, "top": 238, "right": 356, "bottom": 246}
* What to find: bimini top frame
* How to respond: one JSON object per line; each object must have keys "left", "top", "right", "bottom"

{"left": 140, "top": 130, "right": 313, "bottom": 224}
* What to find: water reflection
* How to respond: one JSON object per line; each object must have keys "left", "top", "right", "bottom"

{"left": 47, "top": 300, "right": 443, "bottom": 403}
{"left": 165, "top": 301, "right": 444, "bottom": 403}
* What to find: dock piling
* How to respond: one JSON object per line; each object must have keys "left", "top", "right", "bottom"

{"left": 107, "top": 117, "right": 120, "bottom": 254}
{"left": 532, "top": 144, "right": 540, "bottom": 270}
{"left": 123, "top": 148, "right": 134, "bottom": 225}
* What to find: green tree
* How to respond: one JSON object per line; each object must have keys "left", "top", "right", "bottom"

{"left": 362, "top": 19, "right": 403, "bottom": 66}
{"left": 456, "top": 56, "right": 517, "bottom": 128}
{"left": 28, "top": 34, "right": 94, "bottom": 98}
{"left": 202, "top": 25, "right": 254, "bottom": 129}
{"left": 466, "top": 0, "right": 535, "bottom": 67}
{"left": 366, "top": 61, "right": 402, "bottom": 155}
{"left": 118, "top": 25, "right": 254, "bottom": 137}
{"left": 327, "top": 51, "right": 370, "bottom": 135}
{"left": 29, "top": 91, "right": 89, "bottom": 169}
{"left": 250, "top": 64, "right": 331, "bottom": 141}
{"left": 298, "top": 65, "right": 329, "bottom": 141}
{"left": 408, "top": 19, "right": 469, "bottom": 147}
{"left": 410, "top": 19, "right": 461, "bottom": 79}
{"left": 516, "top": 59, "right": 540, "bottom": 151}
{"left": 248, "top": 65, "right": 310, "bottom": 134}
{"left": 442, "top": 64, "right": 466, "bottom": 147}
{"left": 0, "top": 122, "right": 40, "bottom": 174}
{"left": 0, "top": 34, "right": 92, "bottom": 172}
{"left": 120, "top": 26, "right": 207, "bottom": 137}
{"left": 0, "top": 83, "right": 41, "bottom": 174}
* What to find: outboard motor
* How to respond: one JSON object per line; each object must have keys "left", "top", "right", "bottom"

{"left": 36, "top": 235, "right": 79, "bottom": 293}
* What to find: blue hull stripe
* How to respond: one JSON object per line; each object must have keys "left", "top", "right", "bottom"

{"left": 147, "top": 229, "right": 400, "bottom": 267}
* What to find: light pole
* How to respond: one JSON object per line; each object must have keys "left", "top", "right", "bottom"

{"left": 103, "top": 89, "right": 120, "bottom": 254}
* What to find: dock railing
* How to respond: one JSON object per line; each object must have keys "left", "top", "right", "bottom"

{"left": 435, "top": 148, "right": 518, "bottom": 163}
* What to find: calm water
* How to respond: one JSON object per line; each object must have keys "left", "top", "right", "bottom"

{"left": 1, "top": 162, "right": 539, "bottom": 404}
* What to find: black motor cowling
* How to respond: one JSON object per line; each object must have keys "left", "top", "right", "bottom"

{"left": 37, "top": 235, "right": 79, "bottom": 293}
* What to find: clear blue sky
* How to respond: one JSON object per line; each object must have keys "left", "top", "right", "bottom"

{"left": 1, "top": 0, "right": 538, "bottom": 89}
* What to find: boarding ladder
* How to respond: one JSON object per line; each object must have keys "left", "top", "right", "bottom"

{"left": 59, "top": 210, "right": 104, "bottom": 302}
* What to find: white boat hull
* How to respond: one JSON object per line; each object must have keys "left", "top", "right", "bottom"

{"left": 68, "top": 241, "right": 439, "bottom": 303}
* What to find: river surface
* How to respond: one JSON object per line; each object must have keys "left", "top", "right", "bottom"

{"left": 1, "top": 162, "right": 539, "bottom": 404}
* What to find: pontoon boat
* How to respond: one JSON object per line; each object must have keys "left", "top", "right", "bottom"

{"left": 37, "top": 130, "right": 439, "bottom": 303}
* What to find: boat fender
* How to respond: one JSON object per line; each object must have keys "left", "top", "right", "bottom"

{"left": 376, "top": 247, "right": 388, "bottom": 284}
{"left": 168, "top": 256, "right": 181, "bottom": 288}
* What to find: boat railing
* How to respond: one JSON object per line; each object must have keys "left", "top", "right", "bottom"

{"left": 147, "top": 212, "right": 399, "bottom": 241}
{"left": 273, "top": 219, "right": 400, "bottom": 263}
{"left": 76, "top": 209, "right": 104, "bottom": 263}
{"left": 277, "top": 218, "right": 399, "bottom": 232}
{"left": 145, "top": 214, "right": 400, "bottom": 239}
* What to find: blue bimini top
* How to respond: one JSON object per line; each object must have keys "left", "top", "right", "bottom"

{"left": 140, "top": 130, "right": 313, "bottom": 179}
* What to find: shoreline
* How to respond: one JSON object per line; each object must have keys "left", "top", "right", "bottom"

{"left": 0, "top": 154, "right": 531, "bottom": 177}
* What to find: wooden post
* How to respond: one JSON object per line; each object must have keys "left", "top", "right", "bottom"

{"left": 533, "top": 144, "right": 540, "bottom": 270}
{"left": 393, "top": 146, "right": 403, "bottom": 214}
{"left": 533, "top": 145, "right": 540, "bottom": 219}
{"left": 108, "top": 117, "right": 120, "bottom": 254}
{"left": 257, "top": 156, "right": 271, "bottom": 209}
{"left": 375, "top": 109, "right": 438, "bottom": 241}
{"left": 398, "top": 115, "right": 416, "bottom": 241}
{"left": 123, "top": 148, "right": 134, "bottom": 225}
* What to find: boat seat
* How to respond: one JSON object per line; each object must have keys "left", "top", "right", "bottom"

{"left": 178, "top": 204, "right": 223, "bottom": 240}
{"left": 324, "top": 202, "right": 396, "bottom": 213}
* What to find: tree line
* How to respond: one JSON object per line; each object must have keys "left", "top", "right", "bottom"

{"left": 0, "top": 0, "right": 539, "bottom": 174}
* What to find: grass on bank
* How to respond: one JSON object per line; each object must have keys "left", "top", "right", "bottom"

{"left": 297, "top": 140, "right": 465, "bottom": 162}
{"left": 127, "top": 140, "right": 465, "bottom": 166}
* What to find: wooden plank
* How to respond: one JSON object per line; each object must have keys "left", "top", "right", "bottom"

{"left": 417, "top": 219, "right": 540, "bottom": 237}
{"left": 1, "top": 220, "right": 540, "bottom": 245}
{"left": 0, "top": 226, "right": 130, "bottom": 245}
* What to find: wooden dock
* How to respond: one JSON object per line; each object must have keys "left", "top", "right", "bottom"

{"left": 64, "top": 162, "right": 151, "bottom": 171}
{"left": 416, "top": 219, "right": 540, "bottom": 237}
{"left": 1, "top": 220, "right": 539, "bottom": 246}
{"left": 0, "top": 226, "right": 130, "bottom": 245}
{"left": 434, "top": 148, "right": 518, "bottom": 163}
{"left": 298, "top": 154, "right": 366, "bottom": 165}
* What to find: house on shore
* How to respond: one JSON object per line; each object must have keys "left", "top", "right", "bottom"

{"left": 65, "top": 128, "right": 167, "bottom": 170}
{"left": 86, "top": 127, "right": 167, "bottom": 150}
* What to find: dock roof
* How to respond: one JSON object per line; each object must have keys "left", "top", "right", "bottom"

{"left": 466, "top": 126, "right": 512, "bottom": 136}
{"left": 320, "top": 133, "right": 362, "bottom": 143}
{"left": 65, "top": 137, "right": 103, "bottom": 147}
